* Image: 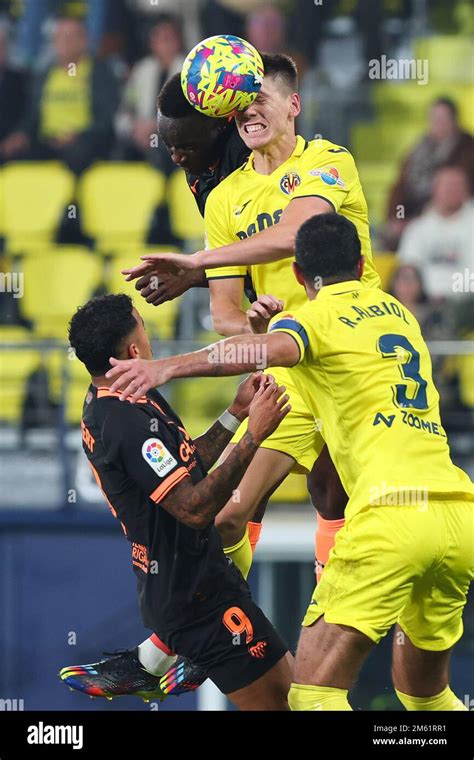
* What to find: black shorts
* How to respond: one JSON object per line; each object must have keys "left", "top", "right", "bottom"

{"left": 159, "top": 594, "right": 288, "bottom": 694}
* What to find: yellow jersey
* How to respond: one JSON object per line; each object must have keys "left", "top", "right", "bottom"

{"left": 41, "top": 58, "right": 92, "bottom": 139}
{"left": 204, "top": 135, "right": 380, "bottom": 310}
{"left": 269, "top": 280, "right": 474, "bottom": 520}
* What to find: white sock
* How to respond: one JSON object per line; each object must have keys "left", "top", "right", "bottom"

{"left": 137, "top": 636, "right": 176, "bottom": 676}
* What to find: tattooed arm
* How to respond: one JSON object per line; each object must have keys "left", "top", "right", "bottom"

{"left": 192, "top": 419, "right": 237, "bottom": 471}
{"left": 159, "top": 382, "right": 290, "bottom": 530}
{"left": 193, "top": 373, "right": 265, "bottom": 470}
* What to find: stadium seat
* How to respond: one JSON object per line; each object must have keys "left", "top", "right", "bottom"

{"left": 414, "top": 36, "right": 473, "bottom": 83}
{"left": 373, "top": 83, "right": 474, "bottom": 132}
{"left": 1, "top": 162, "right": 75, "bottom": 254}
{"left": 357, "top": 163, "right": 398, "bottom": 227}
{"left": 351, "top": 121, "right": 423, "bottom": 164}
{"left": 373, "top": 253, "right": 398, "bottom": 290}
{"left": 0, "top": 326, "right": 42, "bottom": 423}
{"left": 47, "top": 349, "right": 92, "bottom": 426}
{"left": 19, "top": 246, "right": 103, "bottom": 338}
{"left": 78, "top": 163, "right": 166, "bottom": 251}
{"left": 172, "top": 375, "right": 241, "bottom": 440}
{"left": 106, "top": 248, "right": 180, "bottom": 339}
{"left": 167, "top": 170, "right": 205, "bottom": 247}
{"left": 0, "top": 167, "right": 4, "bottom": 238}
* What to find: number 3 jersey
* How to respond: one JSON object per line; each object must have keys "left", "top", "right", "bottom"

{"left": 80, "top": 386, "right": 246, "bottom": 634}
{"left": 269, "top": 280, "right": 474, "bottom": 520}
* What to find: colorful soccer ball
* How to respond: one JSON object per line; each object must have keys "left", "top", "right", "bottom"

{"left": 181, "top": 34, "right": 264, "bottom": 118}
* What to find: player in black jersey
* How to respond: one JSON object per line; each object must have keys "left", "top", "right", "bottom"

{"left": 63, "top": 293, "right": 292, "bottom": 709}
{"left": 132, "top": 72, "right": 256, "bottom": 306}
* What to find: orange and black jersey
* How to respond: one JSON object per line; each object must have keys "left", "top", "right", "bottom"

{"left": 81, "top": 384, "right": 246, "bottom": 634}
{"left": 186, "top": 121, "right": 250, "bottom": 217}
{"left": 185, "top": 122, "right": 256, "bottom": 303}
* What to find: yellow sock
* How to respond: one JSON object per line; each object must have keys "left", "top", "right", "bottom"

{"left": 223, "top": 526, "right": 253, "bottom": 580}
{"left": 395, "top": 685, "right": 467, "bottom": 711}
{"left": 288, "top": 683, "right": 352, "bottom": 711}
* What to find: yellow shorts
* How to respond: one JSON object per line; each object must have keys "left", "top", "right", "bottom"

{"left": 302, "top": 500, "right": 474, "bottom": 650}
{"left": 232, "top": 366, "right": 324, "bottom": 474}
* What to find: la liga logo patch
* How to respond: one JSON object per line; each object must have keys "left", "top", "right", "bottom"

{"left": 280, "top": 171, "right": 301, "bottom": 195}
{"left": 142, "top": 438, "right": 177, "bottom": 478}
{"left": 309, "top": 166, "right": 345, "bottom": 187}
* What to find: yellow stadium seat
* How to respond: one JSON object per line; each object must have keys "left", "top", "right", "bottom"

{"left": 454, "top": 330, "right": 474, "bottom": 409}
{"left": 414, "top": 36, "right": 474, "bottom": 84}
{"left": 167, "top": 170, "right": 205, "bottom": 246}
{"left": 357, "top": 163, "right": 398, "bottom": 227}
{"left": 0, "top": 326, "right": 42, "bottom": 423}
{"left": 2, "top": 162, "right": 75, "bottom": 254}
{"left": 172, "top": 375, "right": 241, "bottom": 439}
{"left": 0, "top": 166, "right": 4, "bottom": 237}
{"left": 373, "top": 83, "right": 474, "bottom": 132}
{"left": 351, "top": 122, "right": 422, "bottom": 164}
{"left": 19, "top": 246, "right": 103, "bottom": 339}
{"left": 373, "top": 253, "right": 398, "bottom": 290}
{"left": 47, "top": 350, "right": 92, "bottom": 425}
{"left": 78, "top": 163, "right": 166, "bottom": 251}
{"left": 106, "top": 247, "right": 180, "bottom": 339}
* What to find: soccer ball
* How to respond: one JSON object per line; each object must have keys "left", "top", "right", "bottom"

{"left": 181, "top": 34, "right": 264, "bottom": 118}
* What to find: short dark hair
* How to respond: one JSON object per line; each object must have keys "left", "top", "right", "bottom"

{"left": 261, "top": 52, "right": 298, "bottom": 92}
{"left": 432, "top": 96, "right": 458, "bottom": 119}
{"left": 295, "top": 213, "right": 361, "bottom": 282}
{"left": 68, "top": 294, "right": 137, "bottom": 375}
{"left": 157, "top": 72, "right": 197, "bottom": 119}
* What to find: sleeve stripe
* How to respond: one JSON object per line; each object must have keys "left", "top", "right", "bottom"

{"left": 292, "top": 194, "right": 337, "bottom": 212}
{"left": 269, "top": 319, "right": 309, "bottom": 349}
{"left": 205, "top": 274, "right": 246, "bottom": 280}
{"left": 150, "top": 467, "right": 190, "bottom": 504}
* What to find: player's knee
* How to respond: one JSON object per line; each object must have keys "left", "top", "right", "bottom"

{"left": 310, "top": 484, "right": 347, "bottom": 520}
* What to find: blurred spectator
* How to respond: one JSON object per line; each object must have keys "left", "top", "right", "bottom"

{"left": 12, "top": 0, "right": 109, "bottom": 69}
{"left": 201, "top": 0, "right": 255, "bottom": 40}
{"left": 245, "top": 3, "right": 308, "bottom": 77}
{"left": 389, "top": 263, "right": 457, "bottom": 410}
{"left": 115, "top": 14, "right": 183, "bottom": 168}
{"left": 389, "top": 264, "right": 453, "bottom": 339}
{"left": 4, "top": 17, "right": 119, "bottom": 174}
{"left": 398, "top": 166, "right": 473, "bottom": 300}
{"left": 385, "top": 97, "right": 474, "bottom": 248}
{"left": 0, "top": 24, "right": 29, "bottom": 164}
{"left": 124, "top": 0, "right": 201, "bottom": 52}
{"left": 246, "top": 4, "right": 285, "bottom": 51}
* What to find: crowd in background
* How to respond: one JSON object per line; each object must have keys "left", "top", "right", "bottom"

{"left": 0, "top": 0, "right": 472, "bottom": 418}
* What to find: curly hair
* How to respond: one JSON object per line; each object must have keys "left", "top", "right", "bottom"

{"left": 68, "top": 294, "right": 137, "bottom": 375}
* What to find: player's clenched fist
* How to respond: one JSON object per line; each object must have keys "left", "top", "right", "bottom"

{"left": 246, "top": 295, "right": 284, "bottom": 334}
{"left": 246, "top": 380, "right": 291, "bottom": 444}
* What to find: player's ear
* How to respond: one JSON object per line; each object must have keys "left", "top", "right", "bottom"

{"left": 292, "top": 261, "right": 305, "bottom": 286}
{"left": 357, "top": 256, "right": 365, "bottom": 279}
{"left": 128, "top": 342, "right": 139, "bottom": 359}
{"left": 289, "top": 93, "right": 301, "bottom": 119}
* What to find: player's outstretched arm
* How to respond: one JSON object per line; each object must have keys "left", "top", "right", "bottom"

{"left": 106, "top": 332, "right": 300, "bottom": 402}
{"left": 120, "top": 197, "right": 332, "bottom": 280}
{"left": 158, "top": 381, "right": 290, "bottom": 530}
{"left": 192, "top": 373, "right": 266, "bottom": 469}
{"left": 131, "top": 268, "right": 208, "bottom": 307}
